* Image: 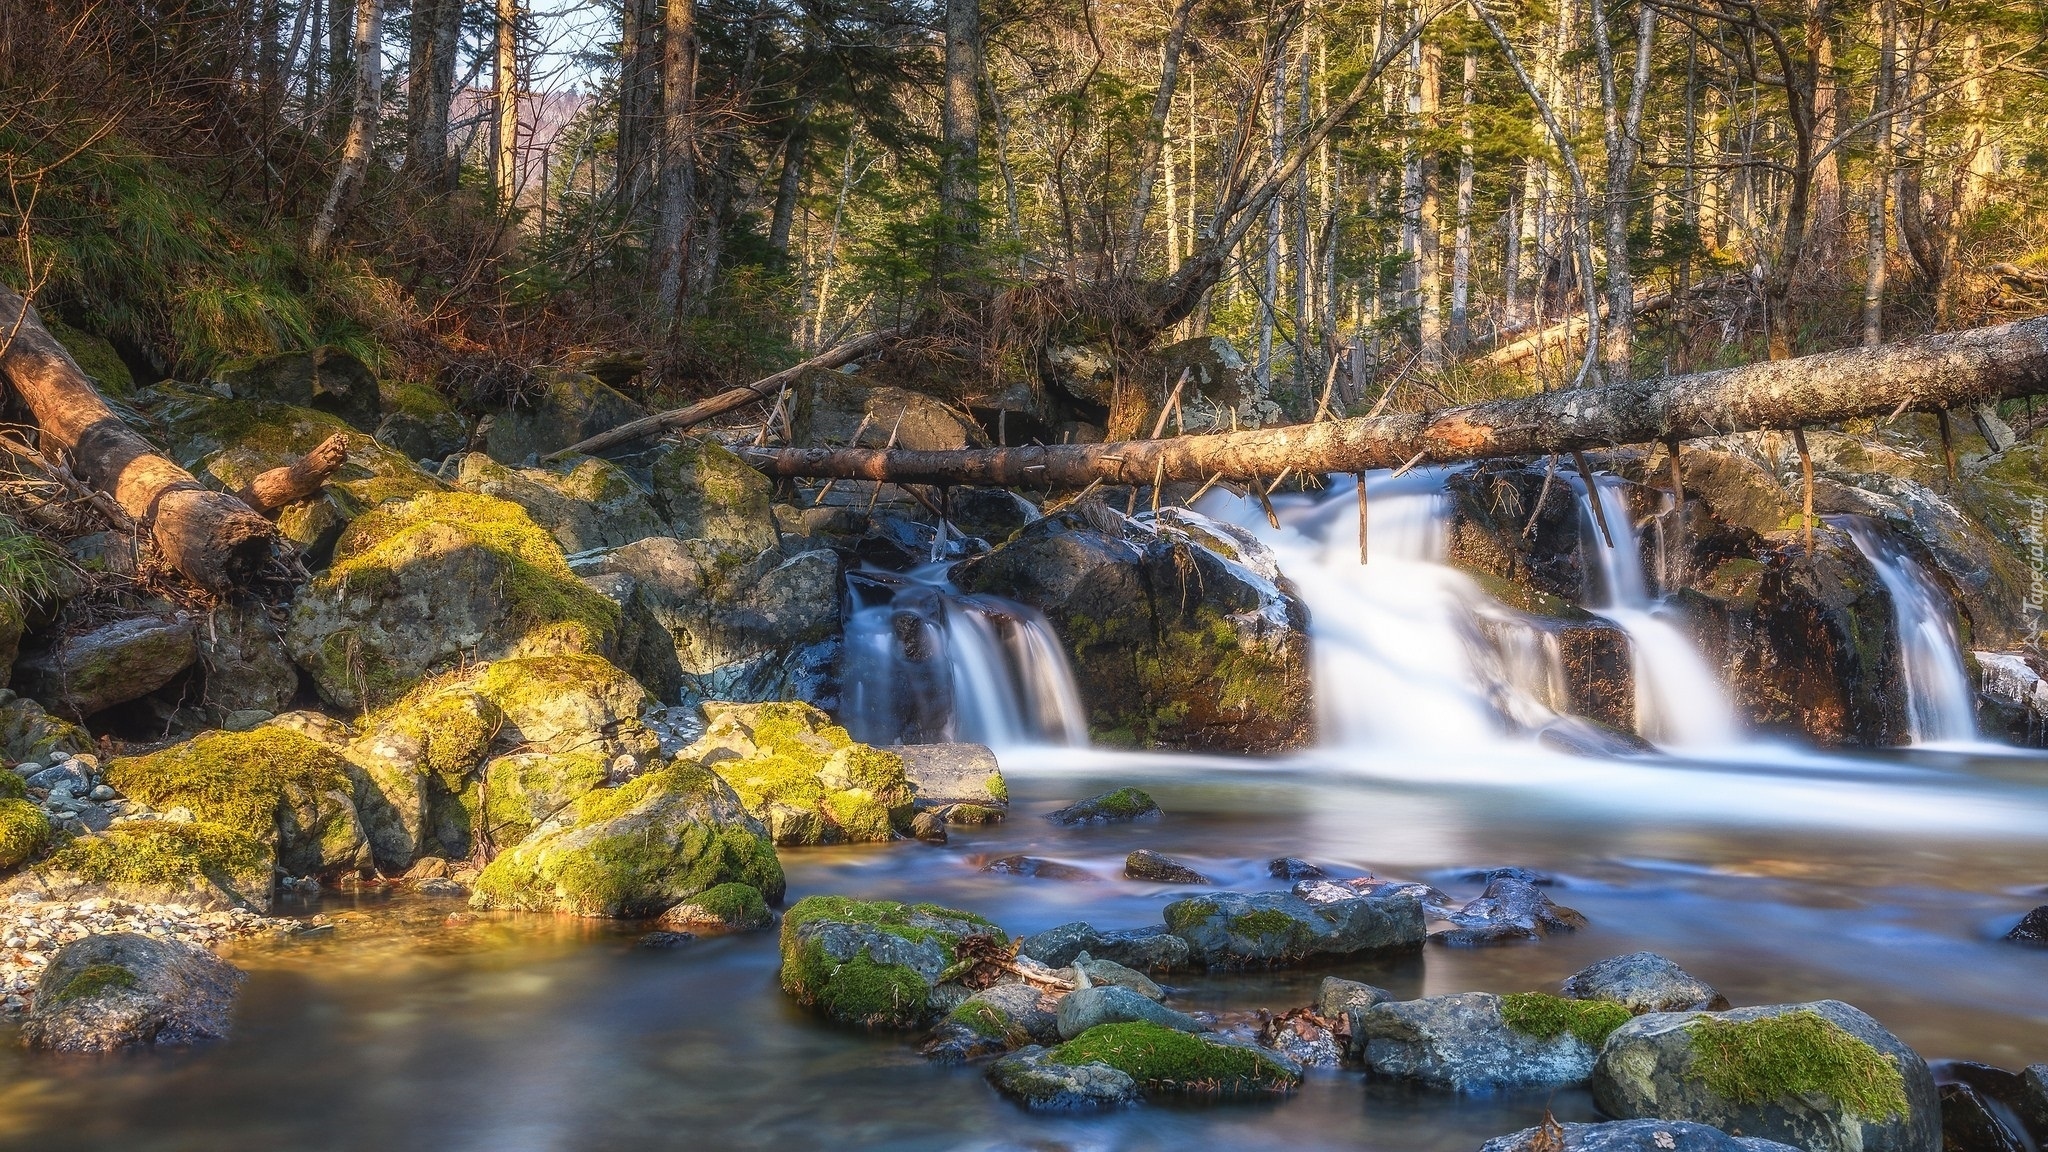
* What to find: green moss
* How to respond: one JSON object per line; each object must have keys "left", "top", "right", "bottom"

{"left": 381, "top": 378, "right": 456, "bottom": 420}
{"left": 777, "top": 896, "right": 1000, "bottom": 1029}
{"left": 1227, "top": 908, "right": 1301, "bottom": 938}
{"left": 40, "top": 821, "right": 271, "bottom": 890}
{"left": 821, "top": 789, "right": 892, "bottom": 842}
{"left": 105, "top": 727, "right": 352, "bottom": 841}
{"left": 1092, "top": 788, "right": 1156, "bottom": 818}
{"left": 1687, "top": 1010, "right": 1910, "bottom": 1122}
{"left": 815, "top": 949, "right": 930, "bottom": 1028}
{"left": 362, "top": 678, "right": 501, "bottom": 780}
{"left": 949, "top": 999, "right": 1026, "bottom": 1042}
{"left": 1501, "top": 992, "right": 1633, "bottom": 1049}
{"left": 51, "top": 962, "right": 137, "bottom": 1004}
{"left": 1163, "top": 899, "right": 1219, "bottom": 936}
{"left": 682, "top": 881, "right": 769, "bottom": 924}
{"left": 45, "top": 318, "right": 135, "bottom": 395}
{"left": 480, "top": 749, "right": 609, "bottom": 845}
{"left": 0, "top": 771, "right": 25, "bottom": 801}
{"left": 0, "top": 798, "right": 50, "bottom": 868}
{"left": 780, "top": 894, "right": 997, "bottom": 942}
{"left": 717, "top": 752, "right": 828, "bottom": 812}
{"left": 983, "top": 773, "right": 1009, "bottom": 803}
{"left": 1050, "top": 1022, "right": 1301, "bottom": 1095}
{"left": 945, "top": 803, "right": 1004, "bottom": 825}
{"left": 744, "top": 701, "right": 853, "bottom": 757}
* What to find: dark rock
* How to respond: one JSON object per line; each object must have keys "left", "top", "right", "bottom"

{"left": 1480, "top": 1119, "right": 1803, "bottom": 1152}
{"left": 1434, "top": 877, "right": 1588, "bottom": 946}
{"left": 1354, "top": 992, "right": 1602, "bottom": 1090}
{"left": 1940, "top": 1082, "right": 2027, "bottom": 1152}
{"left": 21, "top": 932, "right": 245, "bottom": 1052}
{"left": 1319, "top": 976, "right": 1393, "bottom": 1019}
{"left": 1164, "top": 890, "right": 1426, "bottom": 970}
{"left": 1562, "top": 952, "right": 1728, "bottom": 1014}
{"left": 637, "top": 931, "right": 694, "bottom": 949}
{"left": 1933, "top": 1062, "right": 2048, "bottom": 1148}
{"left": 215, "top": 346, "right": 383, "bottom": 432}
{"left": 2004, "top": 906, "right": 2048, "bottom": 945}
{"left": 1446, "top": 866, "right": 1558, "bottom": 887}
{"left": 986, "top": 1045, "right": 1139, "bottom": 1110}
{"left": 1591, "top": 999, "right": 1940, "bottom": 1152}
{"left": 194, "top": 601, "right": 300, "bottom": 718}
{"left": 1269, "top": 856, "right": 1327, "bottom": 880}
{"left": 484, "top": 369, "right": 646, "bottom": 465}
{"left": 954, "top": 502, "right": 1313, "bottom": 752}
{"left": 1055, "top": 984, "right": 1199, "bottom": 1039}
{"left": 1046, "top": 787, "right": 1160, "bottom": 825}
{"left": 922, "top": 982, "right": 1063, "bottom": 1064}
{"left": 982, "top": 855, "right": 1098, "bottom": 882}
{"left": 1124, "top": 849, "right": 1209, "bottom": 884}
{"left": 1018, "top": 922, "right": 1191, "bottom": 971}
{"left": 909, "top": 811, "right": 948, "bottom": 842}
{"left": 891, "top": 743, "right": 1007, "bottom": 808}
{"left": 1071, "top": 953, "right": 1164, "bottom": 1000}
{"left": 16, "top": 615, "right": 199, "bottom": 719}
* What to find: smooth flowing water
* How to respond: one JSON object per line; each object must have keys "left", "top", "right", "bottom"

{"left": 1839, "top": 516, "right": 1982, "bottom": 745}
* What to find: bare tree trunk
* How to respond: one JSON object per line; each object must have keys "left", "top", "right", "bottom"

{"left": 1450, "top": 49, "right": 1474, "bottom": 352}
{"left": 406, "top": 0, "right": 462, "bottom": 191}
{"left": 1121, "top": 0, "right": 1200, "bottom": 268}
{"left": 1809, "top": 1, "right": 1843, "bottom": 259}
{"left": 617, "top": 0, "right": 662, "bottom": 220}
{"left": 653, "top": 0, "right": 699, "bottom": 319}
{"left": 768, "top": 98, "right": 814, "bottom": 259}
{"left": 744, "top": 316, "right": 2048, "bottom": 486}
{"left": 937, "top": 0, "right": 983, "bottom": 285}
{"left": 308, "top": 0, "right": 383, "bottom": 256}
{"left": 1593, "top": 0, "right": 1655, "bottom": 383}
{"left": 1860, "top": 0, "right": 1894, "bottom": 347}
{"left": 0, "top": 284, "right": 275, "bottom": 591}
{"left": 492, "top": 0, "right": 520, "bottom": 207}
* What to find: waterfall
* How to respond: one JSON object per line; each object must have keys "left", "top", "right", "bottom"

{"left": 840, "top": 566, "right": 1089, "bottom": 749}
{"left": 1202, "top": 470, "right": 1570, "bottom": 749}
{"left": 1575, "top": 475, "right": 1741, "bottom": 747}
{"left": 1838, "top": 517, "right": 1980, "bottom": 744}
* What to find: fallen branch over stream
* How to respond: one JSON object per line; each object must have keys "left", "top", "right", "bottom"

{"left": 738, "top": 315, "right": 2048, "bottom": 487}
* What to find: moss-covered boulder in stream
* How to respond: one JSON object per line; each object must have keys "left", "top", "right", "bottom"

{"left": 685, "top": 701, "right": 912, "bottom": 845}
{"left": 103, "top": 725, "right": 368, "bottom": 878}
{"left": 1590, "top": 1000, "right": 1939, "bottom": 1152}
{"left": 777, "top": 895, "right": 1003, "bottom": 1029}
{"left": 343, "top": 677, "right": 501, "bottom": 868}
{"left": 13, "top": 822, "right": 275, "bottom": 912}
{"left": 1043, "top": 1021, "right": 1302, "bottom": 1097}
{"left": 469, "top": 761, "right": 783, "bottom": 917}
{"left": 285, "top": 491, "right": 620, "bottom": 710}
{"left": 954, "top": 501, "right": 1311, "bottom": 751}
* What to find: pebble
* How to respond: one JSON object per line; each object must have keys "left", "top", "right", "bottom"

{"left": 89, "top": 785, "right": 115, "bottom": 802}
{"left": 0, "top": 894, "right": 290, "bottom": 1015}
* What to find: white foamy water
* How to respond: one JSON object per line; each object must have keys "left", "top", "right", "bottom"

{"left": 1839, "top": 516, "right": 1980, "bottom": 744}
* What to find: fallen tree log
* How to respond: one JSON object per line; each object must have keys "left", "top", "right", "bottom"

{"left": 239, "top": 432, "right": 349, "bottom": 513}
{"left": 543, "top": 326, "right": 908, "bottom": 463}
{"left": 1480, "top": 275, "right": 1738, "bottom": 371}
{"left": 739, "top": 314, "right": 2048, "bottom": 488}
{"left": 0, "top": 283, "right": 274, "bottom": 591}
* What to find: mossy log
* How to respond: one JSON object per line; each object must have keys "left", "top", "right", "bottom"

{"left": 739, "top": 315, "right": 2048, "bottom": 487}
{"left": 238, "top": 431, "right": 349, "bottom": 513}
{"left": 0, "top": 283, "right": 274, "bottom": 589}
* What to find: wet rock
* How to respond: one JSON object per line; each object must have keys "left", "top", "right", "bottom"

{"left": 1055, "top": 984, "right": 1199, "bottom": 1039}
{"left": 285, "top": 491, "right": 620, "bottom": 710}
{"left": 470, "top": 762, "right": 784, "bottom": 917}
{"left": 1940, "top": 1083, "right": 2027, "bottom": 1152}
{"left": 1354, "top": 992, "right": 1614, "bottom": 1090}
{"left": 214, "top": 346, "right": 383, "bottom": 432}
{"left": 1319, "top": 976, "right": 1393, "bottom": 1019}
{"left": 1072, "top": 953, "right": 1164, "bottom": 1000}
{"left": 21, "top": 932, "right": 245, "bottom": 1052}
{"left": 1046, "top": 787, "right": 1160, "bottom": 825}
{"left": 637, "top": 930, "right": 693, "bottom": 949}
{"left": 1164, "top": 890, "right": 1426, "bottom": 969}
{"left": 1975, "top": 652, "right": 2048, "bottom": 747}
{"left": 1562, "top": 952, "right": 1728, "bottom": 1014}
{"left": 909, "top": 811, "right": 948, "bottom": 842}
{"left": 954, "top": 502, "right": 1313, "bottom": 752}
{"left": 1480, "top": 1119, "right": 1803, "bottom": 1152}
{"left": 1033, "top": 1021, "right": 1303, "bottom": 1099}
{"left": 656, "top": 882, "right": 772, "bottom": 933}
{"left": 1590, "top": 1000, "right": 1940, "bottom": 1152}
{"left": 777, "top": 895, "right": 1002, "bottom": 1029}
{"left": 1269, "top": 856, "right": 1327, "bottom": 880}
{"left": 1018, "top": 922, "right": 1191, "bottom": 971}
{"left": 891, "top": 743, "right": 1007, "bottom": 809}
{"left": 986, "top": 1044, "right": 1139, "bottom": 1109}
{"left": 1446, "top": 865, "right": 1558, "bottom": 887}
{"left": 1267, "top": 1009, "right": 1345, "bottom": 1068}
{"left": 1434, "top": 877, "right": 1589, "bottom": 946}
{"left": 444, "top": 452, "right": 667, "bottom": 553}
{"left": 793, "top": 375, "right": 989, "bottom": 452}
{"left": 1125, "top": 849, "right": 1209, "bottom": 884}
{"left": 982, "top": 855, "right": 1097, "bottom": 881}
{"left": 16, "top": 615, "right": 198, "bottom": 719}
{"left": 484, "top": 369, "right": 645, "bottom": 465}
{"left": 1934, "top": 1062, "right": 2048, "bottom": 1147}
{"left": 924, "top": 982, "right": 1062, "bottom": 1063}
{"left": 2003, "top": 906, "right": 2048, "bottom": 945}
{"left": 688, "top": 702, "right": 911, "bottom": 846}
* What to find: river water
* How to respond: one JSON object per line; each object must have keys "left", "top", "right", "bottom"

{"left": 1, "top": 471, "right": 2044, "bottom": 1151}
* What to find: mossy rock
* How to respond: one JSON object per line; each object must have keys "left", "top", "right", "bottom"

{"left": 0, "top": 797, "right": 50, "bottom": 868}
{"left": 22, "top": 931, "right": 246, "bottom": 1052}
{"left": 284, "top": 491, "right": 620, "bottom": 710}
{"left": 652, "top": 438, "right": 779, "bottom": 555}
{"left": 1048, "top": 1022, "right": 1302, "bottom": 1097}
{"left": 657, "top": 881, "right": 772, "bottom": 932}
{"left": 479, "top": 749, "right": 610, "bottom": 848}
{"left": 472, "top": 654, "right": 655, "bottom": 758}
{"left": 45, "top": 318, "right": 133, "bottom": 396}
{"left": 483, "top": 369, "right": 646, "bottom": 465}
{"left": 343, "top": 678, "right": 502, "bottom": 869}
{"left": 1046, "top": 787, "right": 1159, "bottom": 825}
{"left": 446, "top": 452, "right": 667, "bottom": 553}
{"left": 1502, "top": 992, "right": 1633, "bottom": 1049}
{"left": 375, "top": 379, "right": 471, "bottom": 462}
{"left": 212, "top": 346, "right": 384, "bottom": 432}
{"left": 0, "top": 694, "right": 91, "bottom": 765}
{"left": 469, "top": 762, "right": 783, "bottom": 918}
{"left": 105, "top": 726, "right": 366, "bottom": 877}
{"left": 692, "top": 702, "right": 912, "bottom": 846}
{"left": 14, "top": 822, "right": 275, "bottom": 912}
{"left": 778, "top": 895, "right": 1002, "bottom": 1030}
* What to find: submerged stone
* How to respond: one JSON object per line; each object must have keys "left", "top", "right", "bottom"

{"left": 1163, "top": 890, "right": 1425, "bottom": 969}
{"left": 1124, "top": 849, "right": 1209, "bottom": 884}
{"left": 1480, "top": 1119, "right": 1803, "bottom": 1152}
{"left": 1045, "top": 787, "right": 1160, "bottom": 825}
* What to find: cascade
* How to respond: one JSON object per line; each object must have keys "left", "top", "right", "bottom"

{"left": 1575, "top": 475, "right": 1741, "bottom": 747}
{"left": 839, "top": 566, "right": 1089, "bottom": 749}
{"left": 1838, "top": 517, "right": 1980, "bottom": 744}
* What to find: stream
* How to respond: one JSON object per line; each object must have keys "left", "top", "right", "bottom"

{"left": 1, "top": 467, "right": 2043, "bottom": 1150}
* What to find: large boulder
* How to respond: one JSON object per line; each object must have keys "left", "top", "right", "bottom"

{"left": 1354, "top": 991, "right": 1627, "bottom": 1090}
{"left": 213, "top": 346, "right": 383, "bottom": 432}
{"left": 685, "top": 701, "right": 912, "bottom": 845}
{"left": 777, "top": 895, "right": 1003, "bottom": 1029}
{"left": 484, "top": 369, "right": 647, "bottom": 465}
{"left": 193, "top": 600, "right": 300, "bottom": 717}
{"left": 1018, "top": 921, "right": 1191, "bottom": 971}
{"left": 20, "top": 932, "right": 246, "bottom": 1052}
{"left": 892, "top": 743, "right": 1008, "bottom": 809}
{"left": 342, "top": 679, "right": 500, "bottom": 868}
{"left": 444, "top": 452, "right": 667, "bottom": 554}
{"left": 1591, "top": 1001, "right": 1940, "bottom": 1152}
{"left": 652, "top": 437, "right": 779, "bottom": 553}
{"left": 468, "top": 761, "right": 783, "bottom": 917}
{"left": 285, "top": 491, "right": 620, "bottom": 710}
{"left": 1033, "top": 1021, "right": 1302, "bottom": 1099}
{"left": 472, "top": 654, "right": 657, "bottom": 760}
{"left": 14, "top": 615, "right": 198, "bottom": 719}
{"left": 1163, "top": 890, "right": 1425, "bottom": 969}
{"left": 954, "top": 501, "right": 1311, "bottom": 751}
{"left": 1481, "top": 1120, "right": 1803, "bottom": 1152}
{"left": 374, "top": 378, "right": 472, "bottom": 463}
{"left": 12, "top": 822, "right": 275, "bottom": 912}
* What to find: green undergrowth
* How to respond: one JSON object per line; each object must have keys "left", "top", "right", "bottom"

{"left": 0, "top": 514, "right": 68, "bottom": 617}
{"left": 1687, "top": 1010, "right": 1909, "bottom": 1122}
{"left": 1050, "top": 1022, "right": 1301, "bottom": 1095}
{"left": 1500, "top": 992, "right": 1633, "bottom": 1049}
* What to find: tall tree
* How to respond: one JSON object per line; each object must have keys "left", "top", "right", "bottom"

{"left": 937, "top": 0, "right": 984, "bottom": 285}
{"left": 654, "top": 0, "right": 699, "bottom": 318}
{"left": 309, "top": 0, "right": 385, "bottom": 256}
{"left": 406, "top": 0, "right": 463, "bottom": 191}
{"left": 493, "top": 0, "right": 521, "bottom": 207}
